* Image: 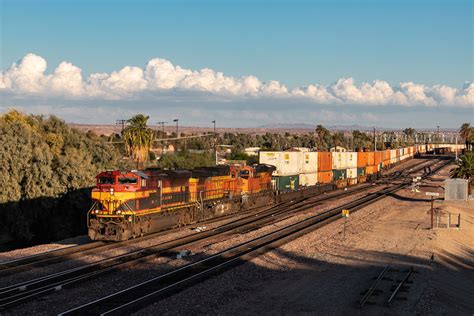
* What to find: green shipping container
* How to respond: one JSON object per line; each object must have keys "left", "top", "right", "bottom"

{"left": 273, "top": 174, "right": 299, "bottom": 191}
{"left": 333, "top": 169, "right": 347, "bottom": 181}
{"left": 357, "top": 167, "right": 366, "bottom": 177}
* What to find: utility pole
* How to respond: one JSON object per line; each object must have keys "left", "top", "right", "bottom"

{"left": 157, "top": 121, "right": 167, "bottom": 137}
{"left": 157, "top": 121, "right": 167, "bottom": 157}
{"left": 116, "top": 119, "right": 127, "bottom": 135}
{"left": 212, "top": 120, "right": 217, "bottom": 165}
{"left": 373, "top": 127, "right": 376, "bottom": 151}
{"left": 437, "top": 125, "right": 440, "bottom": 150}
{"left": 173, "top": 119, "right": 179, "bottom": 136}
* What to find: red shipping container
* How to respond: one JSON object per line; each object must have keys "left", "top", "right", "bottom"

{"left": 317, "top": 152, "right": 332, "bottom": 172}
{"left": 317, "top": 171, "right": 333, "bottom": 183}
{"left": 357, "top": 152, "right": 369, "bottom": 167}
{"left": 375, "top": 152, "right": 382, "bottom": 165}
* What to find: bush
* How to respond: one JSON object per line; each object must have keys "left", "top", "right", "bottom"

{"left": 0, "top": 110, "right": 130, "bottom": 245}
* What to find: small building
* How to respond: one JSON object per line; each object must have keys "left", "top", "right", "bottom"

{"left": 330, "top": 146, "right": 347, "bottom": 153}
{"left": 445, "top": 178, "right": 469, "bottom": 201}
{"left": 244, "top": 147, "right": 260, "bottom": 156}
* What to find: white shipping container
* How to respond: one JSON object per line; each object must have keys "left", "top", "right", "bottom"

{"left": 299, "top": 172, "right": 318, "bottom": 186}
{"left": 346, "top": 168, "right": 357, "bottom": 179}
{"left": 346, "top": 152, "right": 358, "bottom": 169}
{"left": 299, "top": 152, "right": 318, "bottom": 173}
{"left": 259, "top": 151, "right": 300, "bottom": 176}
{"left": 331, "top": 152, "right": 357, "bottom": 170}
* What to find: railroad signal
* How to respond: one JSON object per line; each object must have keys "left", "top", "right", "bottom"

{"left": 342, "top": 209, "right": 350, "bottom": 217}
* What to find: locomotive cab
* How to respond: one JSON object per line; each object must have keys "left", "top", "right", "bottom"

{"left": 88, "top": 170, "right": 160, "bottom": 241}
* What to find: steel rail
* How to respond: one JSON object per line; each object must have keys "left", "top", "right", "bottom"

{"left": 0, "top": 158, "right": 441, "bottom": 311}
{"left": 60, "top": 159, "right": 450, "bottom": 315}
{"left": 0, "top": 181, "right": 383, "bottom": 310}
{"left": 0, "top": 157, "right": 429, "bottom": 276}
{"left": 360, "top": 264, "right": 391, "bottom": 307}
{"left": 387, "top": 266, "right": 413, "bottom": 305}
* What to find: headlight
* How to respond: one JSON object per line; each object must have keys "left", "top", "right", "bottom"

{"left": 117, "top": 210, "right": 121, "bottom": 214}
{"left": 95, "top": 210, "right": 99, "bottom": 214}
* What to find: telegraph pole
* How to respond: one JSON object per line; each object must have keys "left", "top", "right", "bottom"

{"left": 437, "top": 125, "right": 440, "bottom": 150}
{"left": 116, "top": 119, "right": 127, "bottom": 135}
{"left": 212, "top": 120, "right": 217, "bottom": 165}
{"left": 173, "top": 119, "right": 179, "bottom": 136}
{"left": 373, "top": 127, "right": 376, "bottom": 151}
{"left": 156, "top": 121, "right": 167, "bottom": 158}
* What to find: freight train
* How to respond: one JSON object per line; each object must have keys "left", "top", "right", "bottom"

{"left": 88, "top": 164, "right": 276, "bottom": 241}
{"left": 88, "top": 143, "right": 460, "bottom": 241}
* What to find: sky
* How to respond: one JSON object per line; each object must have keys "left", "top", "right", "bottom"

{"left": 0, "top": 0, "right": 472, "bottom": 128}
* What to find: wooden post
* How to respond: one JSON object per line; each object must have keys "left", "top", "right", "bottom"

{"left": 343, "top": 216, "right": 347, "bottom": 239}
{"left": 458, "top": 213, "right": 461, "bottom": 229}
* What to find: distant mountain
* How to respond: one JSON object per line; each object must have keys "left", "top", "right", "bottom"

{"left": 260, "top": 123, "right": 380, "bottom": 131}
{"left": 259, "top": 123, "right": 458, "bottom": 132}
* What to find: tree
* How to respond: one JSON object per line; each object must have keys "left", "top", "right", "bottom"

{"left": 450, "top": 153, "right": 474, "bottom": 180}
{"left": 459, "top": 123, "right": 473, "bottom": 151}
{"left": 123, "top": 114, "right": 155, "bottom": 168}
{"left": 315, "top": 125, "right": 330, "bottom": 150}
{"left": 403, "top": 128, "right": 416, "bottom": 145}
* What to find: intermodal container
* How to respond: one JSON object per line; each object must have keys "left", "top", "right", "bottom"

{"left": 366, "top": 165, "right": 378, "bottom": 175}
{"left": 374, "top": 152, "right": 382, "bottom": 165}
{"left": 299, "top": 172, "right": 318, "bottom": 186}
{"left": 357, "top": 167, "right": 366, "bottom": 177}
{"left": 346, "top": 167, "right": 357, "bottom": 179}
{"left": 259, "top": 151, "right": 299, "bottom": 175}
{"left": 299, "top": 152, "right": 318, "bottom": 173}
{"left": 346, "top": 152, "right": 358, "bottom": 169}
{"left": 273, "top": 174, "right": 299, "bottom": 191}
{"left": 317, "top": 152, "right": 332, "bottom": 171}
{"left": 333, "top": 169, "right": 347, "bottom": 181}
{"left": 383, "top": 150, "right": 390, "bottom": 161}
{"left": 357, "top": 152, "right": 369, "bottom": 167}
{"left": 317, "top": 171, "right": 332, "bottom": 184}
{"left": 332, "top": 152, "right": 348, "bottom": 170}
{"left": 367, "top": 152, "right": 375, "bottom": 166}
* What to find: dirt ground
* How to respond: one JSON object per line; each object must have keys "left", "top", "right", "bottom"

{"left": 137, "top": 162, "right": 473, "bottom": 315}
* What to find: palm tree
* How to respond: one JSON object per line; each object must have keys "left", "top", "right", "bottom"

{"left": 450, "top": 153, "right": 474, "bottom": 180}
{"left": 123, "top": 114, "right": 155, "bottom": 168}
{"left": 403, "top": 128, "right": 416, "bottom": 145}
{"left": 315, "top": 125, "right": 329, "bottom": 150}
{"left": 459, "top": 123, "right": 472, "bottom": 151}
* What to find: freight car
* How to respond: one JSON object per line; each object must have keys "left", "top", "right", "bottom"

{"left": 87, "top": 164, "right": 276, "bottom": 241}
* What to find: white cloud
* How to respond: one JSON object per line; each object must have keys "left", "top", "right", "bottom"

{"left": 0, "top": 53, "right": 472, "bottom": 108}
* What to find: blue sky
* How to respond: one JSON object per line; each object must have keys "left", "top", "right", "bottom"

{"left": 0, "top": 0, "right": 472, "bottom": 128}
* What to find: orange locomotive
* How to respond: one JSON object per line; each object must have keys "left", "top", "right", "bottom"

{"left": 88, "top": 164, "right": 276, "bottom": 241}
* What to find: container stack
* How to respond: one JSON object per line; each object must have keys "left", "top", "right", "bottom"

{"left": 317, "top": 152, "right": 332, "bottom": 183}
{"left": 259, "top": 151, "right": 300, "bottom": 191}
{"left": 346, "top": 152, "right": 358, "bottom": 183}
{"left": 382, "top": 150, "right": 391, "bottom": 168}
{"left": 331, "top": 151, "right": 348, "bottom": 181}
{"left": 357, "top": 151, "right": 369, "bottom": 178}
{"left": 298, "top": 152, "right": 318, "bottom": 186}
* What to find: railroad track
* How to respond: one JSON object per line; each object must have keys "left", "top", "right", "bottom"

{"left": 0, "top": 158, "right": 441, "bottom": 312}
{"left": 0, "top": 157, "right": 429, "bottom": 277}
{"left": 57, "top": 159, "right": 450, "bottom": 315}
{"left": 0, "top": 181, "right": 382, "bottom": 311}
{"left": 360, "top": 265, "right": 415, "bottom": 307}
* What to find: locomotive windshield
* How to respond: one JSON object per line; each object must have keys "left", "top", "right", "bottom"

{"left": 118, "top": 177, "right": 138, "bottom": 184}
{"left": 98, "top": 177, "right": 114, "bottom": 184}
{"left": 239, "top": 169, "right": 249, "bottom": 179}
